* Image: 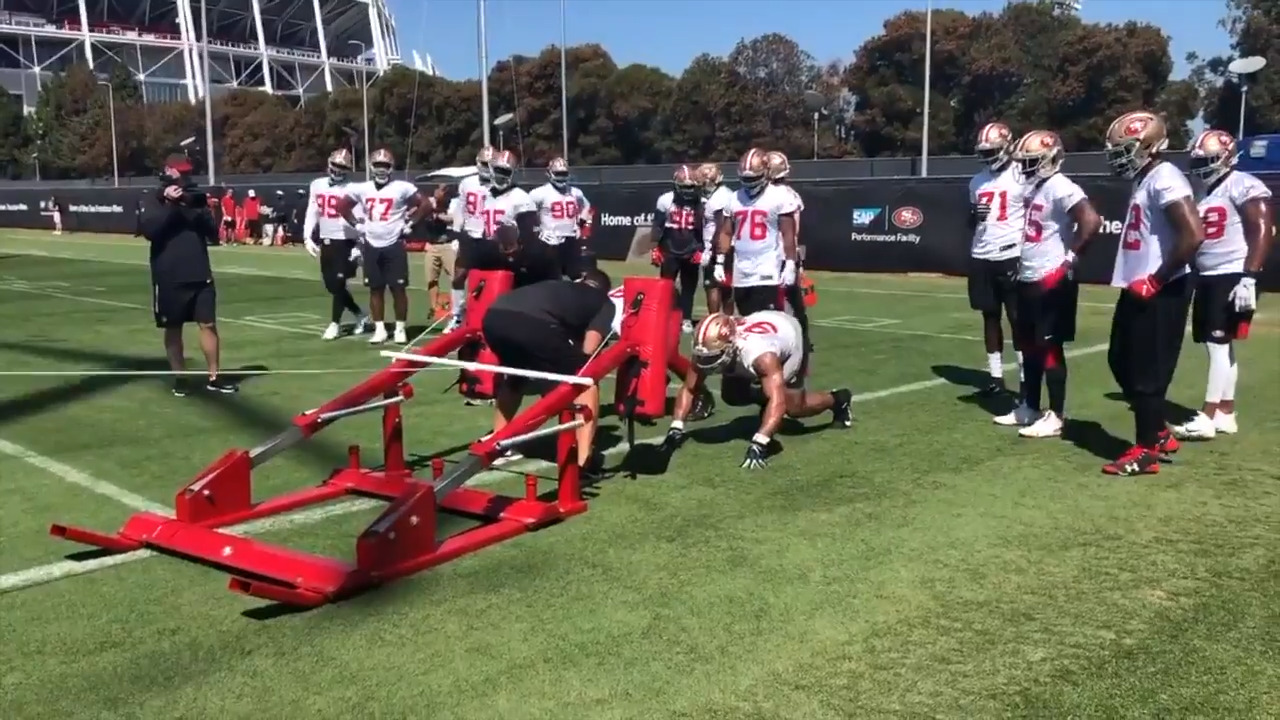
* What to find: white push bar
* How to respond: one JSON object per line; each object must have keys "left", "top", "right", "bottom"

{"left": 379, "top": 351, "right": 595, "bottom": 387}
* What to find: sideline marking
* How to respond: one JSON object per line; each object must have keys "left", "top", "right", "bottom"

{"left": 0, "top": 439, "right": 170, "bottom": 515}
{"left": 0, "top": 342, "right": 1111, "bottom": 595}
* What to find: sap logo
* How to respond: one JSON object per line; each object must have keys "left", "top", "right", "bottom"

{"left": 850, "top": 207, "right": 883, "bottom": 228}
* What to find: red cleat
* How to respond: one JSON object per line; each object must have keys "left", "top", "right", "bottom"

{"left": 1102, "top": 445, "right": 1161, "bottom": 477}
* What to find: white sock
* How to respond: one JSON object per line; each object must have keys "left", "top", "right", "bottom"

{"left": 451, "top": 289, "right": 465, "bottom": 319}
{"left": 986, "top": 352, "right": 1003, "bottom": 379}
{"left": 395, "top": 320, "right": 406, "bottom": 332}
{"left": 375, "top": 321, "right": 386, "bottom": 332}
{"left": 1205, "top": 342, "right": 1232, "bottom": 403}
{"left": 1222, "top": 343, "right": 1238, "bottom": 403}
{"left": 1015, "top": 350, "right": 1024, "bottom": 382}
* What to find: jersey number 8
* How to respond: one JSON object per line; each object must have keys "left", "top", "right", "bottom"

{"left": 1201, "top": 205, "right": 1228, "bottom": 241}
{"left": 733, "top": 209, "right": 769, "bottom": 241}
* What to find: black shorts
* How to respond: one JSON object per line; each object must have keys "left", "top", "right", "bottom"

{"left": 1014, "top": 278, "right": 1078, "bottom": 346}
{"left": 361, "top": 242, "right": 409, "bottom": 290}
{"left": 1192, "top": 272, "right": 1253, "bottom": 343}
{"left": 548, "top": 238, "right": 586, "bottom": 278}
{"left": 153, "top": 280, "right": 216, "bottom": 329}
{"left": 319, "top": 238, "right": 358, "bottom": 285}
{"left": 1107, "top": 275, "right": 1191, "bottom": 397}
{"left": 967, "top": 256, "right": 1019, "bottom": 313}
{"left": 481, "top": 307, "right": 588, "bottom": 394}
{"left": 734, "top": 285, "right": 786, "bottom": 316}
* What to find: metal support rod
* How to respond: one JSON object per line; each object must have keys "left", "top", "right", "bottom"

{"left": 199, "top": 0, "right": 216, "bottom": 186}
{"left": 559, "top": 0, "right": 569, "bottom": 161}
{"left": 493, "top": 418, "right": 586, "bottom": 452}
{"left": 1238, "top": 84, "right": 1248, "bottom": 141}
{"left": 379, "top": 351, "right": 596, "bottom": 386}
{"left": 315, "top": 394, "right": 407, "bottom": 423}
{"left": 921, "top": 0, "right": 932, "bottom": 178}
{"left": 478, "top": 0, "right": 491, "bottom": 147}
{"left": 96, "top": 81, "right": 119, "bottom": 187}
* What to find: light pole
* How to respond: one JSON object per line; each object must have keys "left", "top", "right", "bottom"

{"left": 199, "top": 0, "right": 215, "bottom": 185}
{"left": 803, "top": 90, "right": 825, "bottom": 160}
{"left": 31, "top": 152, "right": 39, "bottom": 181}
{"left": 559, "top": 0, "right": 569, "bottom": 160}
{"left": 1227, "top": 56, "right": 1267, "bottom": 140}
{"left": 349, "top": 40, "right": 371, "bottom": 180}
{"left": 96, "top": 80, "right": 120, "bottom": 187}
{"left": 493, "top": 112, "right": 514, "bottom": 152}
{"left": 478, "top": 0, "right": 492, "bottom": 146}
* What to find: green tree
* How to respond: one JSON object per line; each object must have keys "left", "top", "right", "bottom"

{"left": 0, "top": 91, "right": 27, "bottom": 178}
{"left": 1190, "top": 0, "right": 1280, "bottom": 136}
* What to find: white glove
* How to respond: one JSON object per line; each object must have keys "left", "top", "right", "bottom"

{"left": 712, "top": 255, "right": 726, "bottom": 285}
{"left": 304, "top": 240, "right": 320, "bottom": 258}
{"left": 451, "top": 239, "right": 459, "bottom": 252}
{"left": 1229, "top": 276, "right": 1257, "bottom": 312}
{"left": 699, "top": 249, "right": 712, "bottom": 268}
{"left": 781, "top": 260, "right": 797, "bottom": 286}
{"left": 400, "top": 222, "right": 413, "bottom": 238}
{"left": 349, "top": 246, "right": 362, "bottom": 263}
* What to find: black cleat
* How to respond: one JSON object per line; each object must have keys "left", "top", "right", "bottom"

{"left": 205, "top": 375, "right": 239, "bottom": 394}
{"left": 172, "top": 379, "right": 190, "bottom": 397}
{"left": 831, "top": 388, "right": 853, "bottom": 428}
{"left": 975, "top": 378, "right": 1009, "bottom": 397}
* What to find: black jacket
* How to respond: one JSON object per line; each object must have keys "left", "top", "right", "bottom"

{"left": 142, "top": 196, "right": 217, "bottom": 284}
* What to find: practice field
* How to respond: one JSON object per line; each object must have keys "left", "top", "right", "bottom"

{"left": 0, "top": 230, "right": 1277, "bottom": 719}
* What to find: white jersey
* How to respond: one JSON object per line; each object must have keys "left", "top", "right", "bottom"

{"left": 456, "top": 175, "right": 489, "bottom": 239}
{"left": 1018, "top": 174, "right": 1088, "bottom": 283}
{"left": 529, "top": 183, "right": 589, "bottom": 243}
{"left": 608, "top": 286, "right": 625, "bottom": 336}
{"left": 968, "top": 165, "right": 1026, "bottom": 261}
{"left": 725, "top": 184, "right": 799, "bottom": 287}
{"left": 702, "top": 185, "right": 734, "bottom": 256}
{"left": 484, "top": 186, "right": 536, "bottom": 238}
{"left": 1111, "top": 162, "right": 1193, "bottom": 287}
{"left": 1194, "top": 171, "right": 1271, "bottom": 276}
{"left": 347, "top": 180, "right": 418, "bottom": 248}
{"left": 733, "top": 311, "right": 804, "bottom": 383}
{"left": 303, "top": 177, "right": 360, "bottom": 242}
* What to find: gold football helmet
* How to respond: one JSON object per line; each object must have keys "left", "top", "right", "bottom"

{"left": 696, "top": 163, "right": 723, "bottom": 198}
{"left": 766, "top": 150, "right": 791, "bottom": 182}
{"left": 673, "top": 164, "right": 698, "bottom": 198}
{"left": 327, "top": 148, "right": 353, "bottom": 182}
{"left": 547, "top": 156, "right": 570, "bottom": 188}
{"left": 1105, "top": 110, "right": 1169, "bottom": 179}
{"left": 370, "top": 148, "right": 395, "bottom": 183}
{"left": 976, "top": 122, "right": 1013, "bottom": 169}
{"left": 1188, "top": 129, "right": 1238, "bottom": 185}
{"left": 1010, "top": 130, "right": 1065, "bottom": 184}
{"left": 489, "top": 149, "right": 518, "bottom": 191}
{"left": 738, "top": 148, "right": 769, "bottom": 195}
{"left": 476, "top": 146, "right": 496, "bottom": 181}
{"left": 692, "top": 313, "right": 739, "bottom": 373}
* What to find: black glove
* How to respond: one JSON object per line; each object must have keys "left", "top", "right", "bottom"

{"left": 659, "top": 425, "right": 687, "bottom": 453}
{"left": 973, "top": 202, "right": 991, "bottom": 223}
{"left": 740, "top": 439, "right": 769, "bottom": 470}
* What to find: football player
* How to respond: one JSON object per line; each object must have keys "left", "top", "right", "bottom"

{"left": 1101, "top": 110, "right": 1205, "bottom": 476}
{"left": 998, "top": 130, "right": 1102, "bottom": 438}
{"left": 529, "top": 157, "right": 592, "bottom": 278}
{"left": 303, "top": 148, "right": 369, "bottom": 340}
{"left": 471, "top": 149, "right": 559, "bottom": 286}
{"left": 447, "top": 146, "right": 495, "bottom": 332}
{"left": 661, "top": 312, "right": 853, "bottom": 469}
{"left": 697, "top": 163, "right": 734, "bottom": 316}
{"left": 1169, "top": 129, "right": 1273, "bottom": 440}
{"left": 651, "top": 165, "right": 707, "bottom": 333}
{"left": 766, "top": 150, "right": 814, "bottom": 352}
{"left": 967, "top": 122, "right": 1026, "bottom": 400}
{"left": 339, "top": 148, "right": 431, "bottom": 345}
{"left": 712, "top": 149, "right": 800, "bottom": 316}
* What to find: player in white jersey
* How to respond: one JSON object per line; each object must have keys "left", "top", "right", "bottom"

{"left": 697, "top": 163, "right": 734, "bottom": 316}
{"left": 993, "top": 130, "right": 1102, "bottom": 438}
{"left": 303, "top": 148, "right": 369, "bottom": 340}
{"left": 967, "top": 122, "right": 1027, "bottom": 398}
{"left": 1169, "top": 129, "right": 1273, "bottom": 441}
{"left": 651, "top": 165, "right": 707, "bottom": 333}
{"left": 445, "top": 146, "right": 496, "bottom": 331}
{"left": 661, "top": 312, "right": 852, "bottom": 469}
{"left": 1100, "top": 110, "right": 1206, "bottom": 476}
{"left": 766, "top": 150, "right": 814, "bottom": 353}
{"left": 529, "top": 157, "right": 592, "bottom": 278}
{"left": 340, "top": 148, "right": 430, "bottom": 345}
{"left": 468, "top": 149, "right": 561, "bottom": 287}
{"left": 712, "top": 148, "right": 800, "bottom": 316}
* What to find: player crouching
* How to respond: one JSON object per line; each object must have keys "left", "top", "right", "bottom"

{"left": 1169, "top": 129, "right": 1272, "bottom": 440}
{"left": 996, "top": 130, "right": 1102, "bottom": 437}
{"left": 662, "top": 311, "right": 852, "bottom": 469}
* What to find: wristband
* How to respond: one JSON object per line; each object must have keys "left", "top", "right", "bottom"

{"left": 714, "top": 254, "right": 724, "bottom": 265}
{"left": 670, "top": 420, "right": 685, "bottom": 431}
{"left": 1064, "top": 250, "right": 1077, "bottom": 265}
{"left": 751, "top": 432, "right": 771, "bottom": 446}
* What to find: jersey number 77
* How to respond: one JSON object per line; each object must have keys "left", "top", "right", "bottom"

{"left": 364, "top": 197, "right": 394, "bottom": 222}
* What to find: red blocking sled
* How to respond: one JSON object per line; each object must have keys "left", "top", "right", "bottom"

{"left": 51, "top": 273, "right": 690, "bottom": 608}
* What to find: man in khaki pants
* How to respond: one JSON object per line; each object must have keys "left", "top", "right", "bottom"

{"left": 424, "top": 184, "right": 457, "bottom": 320}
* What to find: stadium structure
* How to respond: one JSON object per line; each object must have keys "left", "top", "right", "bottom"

{"left": 0, "top": 0, "right": 412, "bottom": 109}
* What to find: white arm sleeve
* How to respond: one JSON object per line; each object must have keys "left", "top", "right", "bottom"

{"left": 302, "top": 190, "right": 318, "bottom": 243}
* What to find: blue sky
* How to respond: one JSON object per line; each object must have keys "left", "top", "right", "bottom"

{"left": 386, "top": 0, "right": 1233, "bottom": 82}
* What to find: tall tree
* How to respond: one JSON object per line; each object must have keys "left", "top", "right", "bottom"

{"left": 1191, "top": 0, "right": 1280, "bottom": 136}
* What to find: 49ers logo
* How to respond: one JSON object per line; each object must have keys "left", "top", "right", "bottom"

{"left": 1122, "top": 116, "right": 1151, "bottom": 137}
{"left": 891, "top": 206, "right": 923, "bottom": 230}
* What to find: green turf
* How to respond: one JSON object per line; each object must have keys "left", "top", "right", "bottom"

{"left": 0, "top": 230, "right": 1277, "bottom": 719}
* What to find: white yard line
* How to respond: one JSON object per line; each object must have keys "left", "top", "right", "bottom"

{"left": 0, "top": 439, "right": 170, "bottom": 514}
{"left": 820, "top": 284, "right": 1116, "bottom": 309}
{"left": 811, "top": 320, "right": 980, "bottom": 342}
{"left": 0, "top": 342, "right": 1111, "bottom": 595}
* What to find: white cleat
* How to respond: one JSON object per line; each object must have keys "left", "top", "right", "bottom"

{"left": 1170, "top": 412, "right": 1216, "bottom": 440}
{"left": 320, "top": 322, "right": 340, "bottom": 341}
{"left": 1018, "top": 410, "right": 1063, "bottom": 438}
{"left": 444, "top": 316, "right": 462, "bottom": 333}
{"left": 994, "top": 403, "right": 1038, "bottom": 427}
{"left": 681, "top": 319, "right": 694, "bottom": 334}
{"left": 351, "top": 315, "right": 371, "bottom": 335}
{"left": 1213, "top": 411, "right": 1238, "bottom": 435}
{"left": 368, "top": 326, "right": 388, "bottom": 345}
{"left": 393, "top": 327, "right": 408, "bottom": 345}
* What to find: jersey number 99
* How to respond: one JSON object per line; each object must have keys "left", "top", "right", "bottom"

{"left": 316, "top": 193, "right": 342, "bottom": 219}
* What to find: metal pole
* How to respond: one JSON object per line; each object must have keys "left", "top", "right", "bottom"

{"left": 812, "top": 112, "right": 819, "bottom": 160}
{"left": 352, "top": 40, "right": 370, "bottom": 179}
{"left": 200, "top": 0, "right": 216, "bottom": 186}
{"left": 98, "top": 81, "right": 119, "bottom": 187}
{"left": 921, "top": 0, "right": 932, "bottom": 177}
{"left": 478, "top": 0, "right": 492, "bottom": 146}
{"left": 1237, "top": 83, "right": 1248, "bottom": 140}
{"left": 559, "top": 0, "right": 569, "bottom": 160}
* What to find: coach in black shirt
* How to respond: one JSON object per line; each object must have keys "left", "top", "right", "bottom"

{"left": 142, "top": 156, "right": 236, "bottom": 397}
{"left": 481, "top": 269, "right": 615, "bottom": 475}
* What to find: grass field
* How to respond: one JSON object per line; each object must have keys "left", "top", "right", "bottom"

{"left": 0, "top": 229, "right": 1277, "bottom": 719}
